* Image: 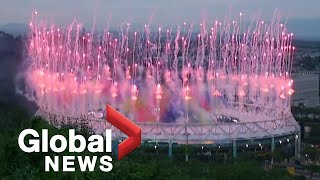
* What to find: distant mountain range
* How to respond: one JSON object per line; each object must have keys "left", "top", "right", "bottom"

{"left": 0, "top": 23, "right": 29, "bottom": 37}
{"left": 1, "top": 18, "right": 320, "bottom": 41}
{"left": 286, "top": 18, "right": 320, "bottom": 41}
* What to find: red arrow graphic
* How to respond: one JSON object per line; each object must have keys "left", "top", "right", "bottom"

{"left": 106, "top": 104, "right": 141, "bottom": 160}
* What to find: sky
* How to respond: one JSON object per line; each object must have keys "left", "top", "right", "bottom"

{"left": 1, "top": 0, "right": 320, "bottom": 39}
{"left": 1, "top": 0, "right": 320, "bottom": 25}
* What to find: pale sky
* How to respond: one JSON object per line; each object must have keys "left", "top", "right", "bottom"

{"left": 1, "top": 0, "right": 320, "bottom": 26}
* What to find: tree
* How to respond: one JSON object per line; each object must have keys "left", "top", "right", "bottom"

{"left": 303, "top": 164, "right": 320, "bottom": 180}
{"left": 272, "top": 149, "right": 286, "bottom": 163}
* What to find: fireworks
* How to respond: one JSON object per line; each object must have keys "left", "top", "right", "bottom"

{"left": 24, "top": 11, "right": 295, "bottom": 124}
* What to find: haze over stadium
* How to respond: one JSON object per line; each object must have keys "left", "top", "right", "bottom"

{"left": 1, "top": 0, "right": 320, "bottom": 39}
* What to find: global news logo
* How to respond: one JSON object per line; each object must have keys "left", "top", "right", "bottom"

{"left": 18, "top": 105, "right": 141, "bottom": 172}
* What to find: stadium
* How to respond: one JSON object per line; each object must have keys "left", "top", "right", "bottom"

{"left": 22, "top": 11, "right": 300, "bottom": 158}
